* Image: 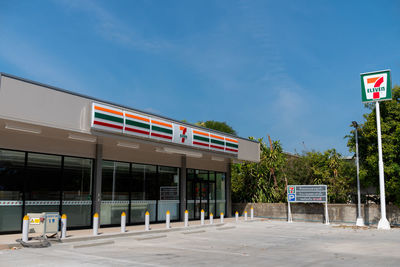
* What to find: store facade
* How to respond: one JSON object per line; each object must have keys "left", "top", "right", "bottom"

{"left": 0, "top": 73, "right": 260, "bottom": 233}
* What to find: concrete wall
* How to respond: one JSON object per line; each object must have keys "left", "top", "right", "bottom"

{"left": 232, "top": 203, "right": 400, "bottom": 225}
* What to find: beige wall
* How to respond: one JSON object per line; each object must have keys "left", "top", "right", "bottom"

{"left": 0, "top": 76, "right": 92, "bottom": 133}
{"left": 233, "top": 203, "right": 400, "bottom": 225}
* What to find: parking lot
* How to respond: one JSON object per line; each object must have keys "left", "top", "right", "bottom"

{"left": 1, "top": 220, "right": 400, "bottom": 266}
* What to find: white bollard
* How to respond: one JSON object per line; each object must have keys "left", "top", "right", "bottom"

{"left": 61, "top": 214, "right": 67, "bottom": 239}
{"left": 22, "top": 215, "right": 29, "bottom": 242}
{"left": 93, "top": 213, "right": 99, "bottom": 236}
{"left": 210, "top": 213, "right": 213, "bottom": 224}
{"left": 244, "top": 211, "right": 248, "bottom": 221}
{"left": 166, "top": 210, "right": 170, "bottom": 229}
{"left": 145, "top": 211, "right": 150, "bottom": 231}
{"left": 121, "top": 212, "right": 126, "bottom": 233}
{"left": 235, "top": 211, "right": 239, "bottom": 222}
{"left": 201, "top": 209, "right": 205, "bottom": 225}
{"left": 184, "top": 210, "right": 189, "bottom": 227}
{"left": 220, "top": 212, "right": 224, "bottom": 223}
{"left": 251, "top": 207, "right": 254, "bottom": 220}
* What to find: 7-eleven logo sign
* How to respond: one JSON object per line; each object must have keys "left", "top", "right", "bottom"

{"left": 179, "top": 126, "right": 188, "bottom": 143}
{"left": 288, "top": 186, "right": 295, "bottom": 194}
{"left": 361, "top": 70, "right": 392, "bottom": 103}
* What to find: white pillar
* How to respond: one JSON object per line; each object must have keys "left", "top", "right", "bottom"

{"left": 235, "top": 211, "right": 239, "bottom": 222}
{"left": 145, "top": 211, "right": 150, "bottom": 231}
{"left": 121, "top": 212, "right": 126, "bottom": 233}
{"left": 184, "top": 210, "right": 189, "bottom": 227}
{"left": 251, "top": 207, "right": 254, "bottom": 220}
{"left": 93, "top": 213, "right": 99, "bottom": 236}
{"left": 22, "top": 215, "right": 29, "bottom": 242}
{"left": 244, "top": 211, "right": 248, "bottom": 221}
{"left": 61, "top": 214, "right": 67, "bottom": 239}
{"left": 210, "top": 213, "right": 213, "bottom": 224}
{"left": 166, "top": 211, "right": 170, "bottom": 229}
{"left": 200, "top": 209, "right": 205, "bottom": 225}
{"left": 220, "top": 213, "right": 224, "bottom": 223}
{"left": 376, "top": 101, "right": 390, "bottom": 230}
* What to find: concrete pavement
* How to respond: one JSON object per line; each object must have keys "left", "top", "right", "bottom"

{"left": 1, "top": 219, "right": 400, "bottom": 266}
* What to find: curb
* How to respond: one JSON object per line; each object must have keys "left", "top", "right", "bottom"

{"left": 1, "top": 223, "right": 225, "bottom": 250}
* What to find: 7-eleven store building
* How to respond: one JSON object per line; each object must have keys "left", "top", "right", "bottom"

{"left": 0, "top": 73, "right": 260, "bottom": 233}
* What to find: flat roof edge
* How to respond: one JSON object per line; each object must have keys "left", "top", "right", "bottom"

{"left": 0, "top": 72, "right": 258, "bottom": 143}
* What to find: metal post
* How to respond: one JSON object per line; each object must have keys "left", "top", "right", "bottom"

{"left": 200, "top": 209, "right": 205, "bottom": 225}
{"left": 184, "top": 210, "right": 189, "bottom": 227}
{"left": 61, "top": 214, "right": 67, "bottom": 239}
{"left": 145, "top": 211, "right": 150, "bottom": 231}
{"left": 244, "top": 211, "right": 248, "bottom": 221}
{"left": 166, "top": 211, "right": 170, "bottom": 229}
{"left": 22, "top": 215, "right": 29, "bottom": 242}
{"left": 235, "top": 211, "right": 239, "bottom": 222}
{"left": 251, "top": 207, "right": 254, "bottom": 220}
{"left": 288, "top": 202, "right": 293, "bottom": 223}
{"left": 210, "top": 213, "right": 213, "bottom": 224}
{"left": 220, "top": 213, "right": 224, "bottom": 223}
{"left": 325, "top": 202, "right": 330, "bottom": 225}
{"left": 353, "top": 122, "right": 365, "bottom": 226}
{"left": 376, "top": 102, "right": 390, "bottom": 230}
{"left": 121, "top": 212, "right": 126, "bottom": 233}
{"left": 93, "top": 213, "right": 99, "bottom": 236}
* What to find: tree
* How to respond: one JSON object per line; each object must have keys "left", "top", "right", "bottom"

{"left": 232, "top": 137, "right": 356, "bottom": 204}
{"left": 347, "top": 85, "right": 400, "bottom": 205}
{"left": 232, "top": 137, "right": 287, "bottom": 203}
{"left": 196, "top": 121, "right": 237, "bottom": 135}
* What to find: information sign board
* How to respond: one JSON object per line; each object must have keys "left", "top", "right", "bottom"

{"left": 287, "top": 185, "right": 327, "bottom": 203}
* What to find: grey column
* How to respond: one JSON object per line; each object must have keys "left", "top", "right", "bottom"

{"left": 93, "top": 143, "right": 103, "bottom": 219}
{"left": 180, "top": 155, "right": 187, "bottom": 221}
{"left": 226, "top": 161, "right": 232, "bottom": 217}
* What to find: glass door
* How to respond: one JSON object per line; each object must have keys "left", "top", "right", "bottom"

{"left": 187, "top": 180, "right": 194, "bottom": 219}
{"left": 194, "top": 181, "right": 201, "bottom": 219}
{"left": 200, "top": 182, "right": 209, "bottom": 218}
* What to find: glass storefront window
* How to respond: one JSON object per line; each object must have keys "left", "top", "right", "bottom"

{"left": 158, "top": 166, "right": 179, "bottom": 221}
{"left": 209, "top": 172, "right": 215, "bottom": 181}
{"left": 25, "top": 153, "right": 62, "bottom": 214}
{"left": 216, "top": 172, "right": 226, "bottom": 216}
{"left": 62, "top": 157, "right": 93, "bottom": 227}
{"left": 131, "top": 164, "right": 157, "bottom": 222}
{"left": 0, "top": 150, "right": 24, "bottom": 232}
{"left": 209, "top": 182, "right": 216, "bottom": 217}
{"left": 197, "top": 170, "right": 208, "bottom": 181}
{"left": 101, "top": 161, "right": 130, "bottom": 225}
{"left": 187, "top": 180, "right": 194, "bottom": 219}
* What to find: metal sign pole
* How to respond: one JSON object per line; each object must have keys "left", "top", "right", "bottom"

{"left": 324, "top": 202, "right": 329, "bottom": 225}
{"left": 288, "top": 201, "right": 292, "bottom": 223}
{"left": 376, "top": 101, "right": 390, "bottom": 229}
{"left": 354, "top": 126, "right": 365, "bottom": 226}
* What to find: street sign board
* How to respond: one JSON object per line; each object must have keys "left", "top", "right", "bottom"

{"left": 361, "top": 70, "right": 392, "bottom": 103}
{"left": 287, "top": 185, "right": 327, "bottom": 203}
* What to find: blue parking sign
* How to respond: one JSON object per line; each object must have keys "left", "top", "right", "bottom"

{"left": 288, "top": 194, "right": 295, "bottom": 202}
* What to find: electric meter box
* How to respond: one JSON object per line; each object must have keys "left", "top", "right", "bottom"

{"left": 27, "top": 212, "right": 59, "bottom": 235}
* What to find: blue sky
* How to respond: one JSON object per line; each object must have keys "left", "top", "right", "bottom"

{"left": 1, "top": 0, "right": 399, "bottom": 155}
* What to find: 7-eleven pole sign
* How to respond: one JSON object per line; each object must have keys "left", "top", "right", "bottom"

{"left": 360, "top": 69, "right": 392, "bottom": 230}
{"left": 361, "top": 70, "right": 392, "bottom": 103}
